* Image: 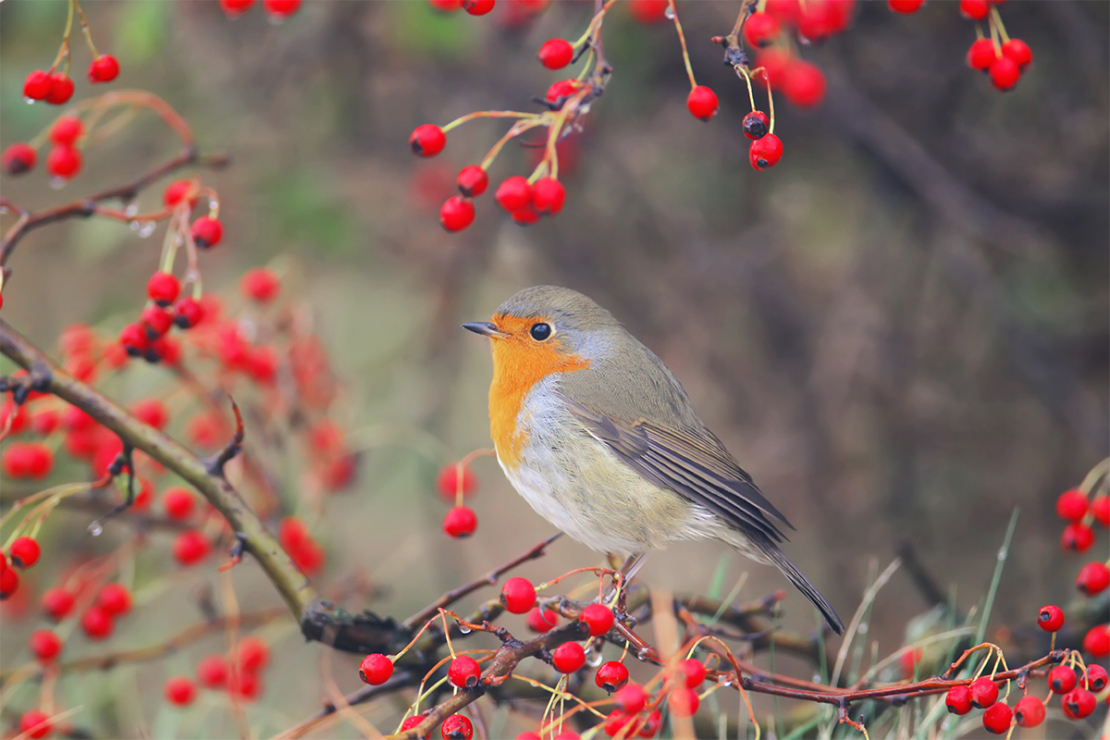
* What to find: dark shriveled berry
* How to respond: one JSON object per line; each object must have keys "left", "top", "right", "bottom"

{"left": 742, "top": 111, "right": 769, "bottom": 140}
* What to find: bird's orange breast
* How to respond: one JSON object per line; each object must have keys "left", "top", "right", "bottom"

{"left": 488, "top": 315, "right": 589, "bottom": 469}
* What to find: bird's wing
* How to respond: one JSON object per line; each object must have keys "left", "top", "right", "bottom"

{"left": 565, "top": 400, "right": 793, "bottom": 545}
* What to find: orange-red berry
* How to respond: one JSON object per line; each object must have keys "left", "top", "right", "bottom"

{"left": 359, "top": 653, "right": 394, "bottom": 684}
{"left": 500, "top": 577, "right": 536, "bottom": 614}
{"left": 686, "top": 86, "right": 718, "bottom": 121}
{"left": 595, "top": 661, "right": 629, "bottom": 693}
{"left": 552, "top": 641, "right": 586, "bottom": 673}
{"left": 165, "top": 676, "right": 197, "bottom": 705}
{"left": 410, "top": 124, "right": 446, "bottom": 157}
{"left": 1049, "top": 665, "right": 1076, "bottom": 694}
{"left": 743, "top": 12, "right": 780, "bottom": 47}
{"left": 440, "top": 196, "right": 475, "bottom": 232}
{"left": 1013, "top": 695, "right": 1044, "bottom": 727}
{"left": 538, "top": 39, "right": 574, "bottom": 69}
{"left": 443, "top": 505, "right": 477, "bottom": 538}
{"left": 448, "top": 655, "right": 482, "bottom": 688}
{"left": 749, "top": 134, "right": 784, "bottom": 170}
{"left": 945, "top": 685, "right": 972, "bottom": 715}
{"left": 526, "top": 606, "right": 558, "bottom": 633}
{"left": 1062, "top": 687, "right": 1096, "bottom": 719}
{"left": 30, "top": 630, "right": 63, "bottom": 662}
{"left": 10, "top": 537, "right": 41, "bottom": 567}
{"left": 89, "top": 55, "right": 121, "bottom": 83}
{"left": 580, "top": 603, "right": 614, "bottom": 636}
{"left": 97, "top": 583, "right": 132, "bottom": 616}
{"left": 982, "top": 701, "right": 1011, "bottom": 734}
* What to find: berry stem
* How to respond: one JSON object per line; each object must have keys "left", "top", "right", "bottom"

{"left": 441, "top": 110, "right": 537, "bottom": 134}
{"left": 736, "top": 66, "right": 759, "bottom": 114}
{"left": 666, "top": 0, "right": 698, "bottom": 91}
{"left": 989, "top": 6, "right": 1010, "bottom": 44}
{"left": 571, "top": 0, "right": 620, "bottom": 51}
{"left": 478, "top": 118, "right": 544, "bottom": 171}
{"left": 73, "top": 0, "right": 101, "bottom": 58}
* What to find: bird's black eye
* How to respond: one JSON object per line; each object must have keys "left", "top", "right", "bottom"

{"left": 529, "top": 322, "right": 552, "bottom": 341}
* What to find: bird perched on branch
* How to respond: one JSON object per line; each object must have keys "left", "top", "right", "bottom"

{"left": 464, "top": 285, "right": 843, "bottom": 635}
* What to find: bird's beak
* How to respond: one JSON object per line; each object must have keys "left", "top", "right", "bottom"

{"left": 462, "top": 321, "right": 508, "bottom": 338}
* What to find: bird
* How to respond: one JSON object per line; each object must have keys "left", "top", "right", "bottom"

{"left": 463, "top": 285, "right": 844, "bottom": 635}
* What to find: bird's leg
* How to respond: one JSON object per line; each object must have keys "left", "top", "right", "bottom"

{"left": 602, "top": 553, "right": 648, "bottom": 605}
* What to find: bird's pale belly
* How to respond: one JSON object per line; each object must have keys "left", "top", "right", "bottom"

{"left": 497, "top": 379, "right": 721, "bottom": 556}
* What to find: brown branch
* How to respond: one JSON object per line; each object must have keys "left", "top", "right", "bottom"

{"left": 0, "top": 319, "right": 316, "bottom": 622}
{"left": 403, "top": 533, "right": 561, "bottom": 630}
{"left": 0, "top": 607, "right": 288, "bottom": 685}
{"left": 0, "top": 148, "right": 229, "bottom": 269}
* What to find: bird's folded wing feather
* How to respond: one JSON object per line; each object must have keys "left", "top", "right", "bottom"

{"left": 566, "top": 400, "right": 793, "bottom": 544}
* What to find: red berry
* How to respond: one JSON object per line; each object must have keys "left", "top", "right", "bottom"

{"left": 500, "top": 577, "right": 536, "bottom": 614}
{"left": 359, "top": 653, "right": 394, "bottom": 684}
{"left": 1090, "top": 495, "right": 1110, "bottom": 526}
{"left": 756, "top": 48, "right": 793, "bottom": 87}
{"left": 579, "top": 603, "right": 614, "bottom": 636}
{"left": 887, "top": 0, "right": 925, "bottom": 13}
{"left": 173, "top": 530, "right": 210, "bottom": 565}
{"left": 462, "top": 0, "right": 496, "bottom": 15}
{"left": 989, "top": 55, "right": 1020, "bottom": 90}
{"left": 959, "top": 0, "right": 989, "bottom": 20}
{"left": 743, "top": 12, "right": 780, "bottom": 47}
{"left": 1037, "top": 604, "right": 1065, "bottom": 632}
{"left": 538, "top": 39, "right": 574, "bottom": 69}
{"left": 10, "top": 537, "right": 41, "bottom": 568}
{"left": 81, "top": 605, "right": 114, "bottom": 640}
{"left": 628, "top": 0, "right": 667, "bottom": 23}
{"left": 595, "top": 661, "right": 629, "bottom": 692}
{"left": 552, "top": 641, "right": 586, "bottom": 673}
{"left": 173, "top": 297, "right": 205, "bottom": 329}
{"left": 677, "top": 658, "right": 707, "bottom": 688}
{"left": 1057, "top": 489, "right": 1089, "bottom": 521}
{"left": 220, "top": 0, "right": 256, "bottom": 15}
{"left": 546, "top": 79, "right": 584, "bottom": 105}
{"left": 448, "top": 655, "right": 482, "bottom": 688}
{"left": 162, "top": 487, "right": 196, "bottom": 520}
{"left": 1061, "top": 522, "right": 1095, "bottom": 552}
{"left": 526, "top": 607, "right": 558, "bottom": 633}
{"left": 668, "top": 688, "right": 700, "bottom": 718}
{"left": 440, "top": 196, "right": 475, "bottom": 232}
{"left": 969, "top": 676, "right": 999, "bottom": 708}
{"left": 3, "top": 143, "right": 37, "bottom": 175}
{"left": 24, "top": 70, "right": 53, "bottom": 101}
{"left": 41, "top": 588, "right": 76, "bottom": 620}
{"left": 238, "top": 636, "right": 270, "bottom": 672}
{"left": 30, "top": 630, "right": 63, "bottom": 662}
{"left": 441, "top": 714, "right": 473, "bottom": 740}
{"left": 429, "top": 0, "right": 462, "bottom": 8}
{"left": 163, "top": 179, "right": 197, "bottom": 208}
{"left": 147, "top": 272, "right": 181, "bottom": 306}
{"left": 1012, "top": 695, "right": 1044, "bottom": 727}
{"left": 511, "top": 206, "right": 540, "bottom": 226}
{"left": 457, "top": 166, "right": 489, "bottom": 198}
{"left": 2, "top": 443, "right": 54, "bottom": 480}
{"left": 46, "top": 145, "right": 81, "bottom": 179}
{"left": 967, "top": 38, "right": 997, "bottom": 71}
{"left": 495, "top": 176, "right": 532, "bottom": 212}
{"left": 141, "top": 305, "right": 174, "bottom": 339}
{"left": 749, "top": 134, "right": 784, "bottom": 170}
{"left": 603, "top": 710, "right": 634, "bottom": 738}
{"left": 263, "top": 0, "right": 301, "bottom": 17}
{"left": 400, "top": 716, "right": 428, "bottom": 736}
{"left": 410, "top": 124, "right": 447, "bottom": 157}
{"left": 88, "top": 55, "right": 120, "bottom": 83}
{"left": 1076, "top": 561, "right": 1110, "bottom": 595}
{"left": 120, "top": 322, "right": 149, "bottom": 357}
{"left": 241, "top": 268, "right": 280, "bottom": 302}
{"left": 1082, "top": 624, "right": 1110, "bottom": 657}
{"left": 46, "top": 74, "right": 75, "bottom": 105}
{"left": 437, "top": 464, "right": 476, "bottom": 500}
{"left": 1049, "top": 665, "right": 1077, "bottom": 694}
{"left": 638, "top": 710, "right": 661, "bottom": 738}
{"left": 19, "top": 710, "right": 51, "bottom": 740}
{"left": 165, "top": 676, "right": 197, "bottom": 705}
{"left": 1062, "top": 687, "right": 1096, "bottom": 719}
{"left": 1001, "top": 39, "right": 1032, "bottom": 70}
{"left": 686, "top": 86, "right": 718, "bottom": 121}
{"left": 1084, "top": 664, "right": 1108, "bottom": 691}
{"left": 97, "top": 583, "right": 132, "bottom": 616}
{"left": 0, "top": 567, "right": 18, "bottom": 599}
{"left": 982, "top": 701, "right": 1011, "bottom": 734}
{"left": 191, "top": 216, "right": 223, "bottom": 249}
{"left": 197, "top": 654, "right": 229, "bottom": 687}
{"left": 945, "top": 685, "right": 973, "bottom": 715}
{"left": 615, "top": 682, "right": 647, "bottom": 714}
{"left": 443, "top": 505, "right": 477, "bottom": 538}
{"left": 227, "top": 669, "right": 262, "bottom": 700}
{"left": 783, "top": 60, "right": 826, "bottom": 108}
{"left": 531, "top": 178, "right": 566, "bottom": 216}
{"left": 742, "top": 111, "right": 769, "bottom": 140}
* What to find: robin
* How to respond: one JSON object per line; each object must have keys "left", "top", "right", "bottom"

{"left": 464, "top": 286, "right": 844, "bottom": 634}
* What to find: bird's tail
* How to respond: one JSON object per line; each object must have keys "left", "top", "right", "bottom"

{"left": 762, "top": 544, "right": 845, "bottom": 635}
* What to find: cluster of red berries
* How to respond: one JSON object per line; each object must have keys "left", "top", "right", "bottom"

{"left": 22, "top": 53, "right": 118, "bottom": 109}
{"left": 439, "top": 462, "right": 479, "bottom": 537}
{"left": 0, "top": 537, "right": 42, "bottom": 600}
{"left": 597, "top": 657, "right": 706, "bottom": 737}
{"left": 1053, "top": 486, "right": 1110, "bottom": 658}
{"left": 164, "top": 636, "right": 272, "bottom": 709}
{"left": 278, "top": 517, "right": 326, "bottom": 575}
{"left": 218, "top": 0, "right": 302, "bottom": 19}
{"left": 946, "top": 605, "right": 1107, "bottom": 733}
{"left": 2, "top": 114, "right": 90, "bottom": 182}
{"left": 305, "top": 419, "right": 360, "bottom": 493}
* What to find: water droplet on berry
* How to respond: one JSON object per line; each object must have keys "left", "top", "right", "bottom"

{"left": 88, "top": 521, "right": 103, "bottom": 536}
{"left": 25, "top": 97, "right": 36, "bottom": 105}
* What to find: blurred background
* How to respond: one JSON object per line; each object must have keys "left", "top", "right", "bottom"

{"left": 1, "top": 1, "right": 1107, "bottom": 737}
